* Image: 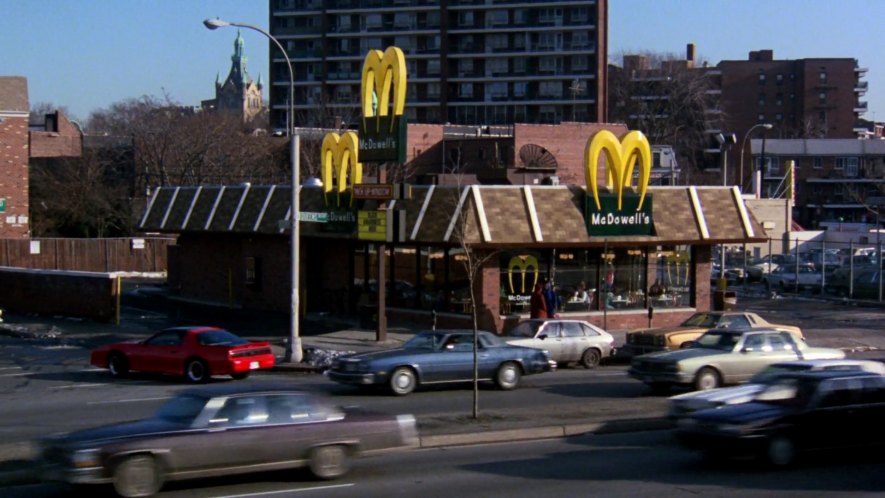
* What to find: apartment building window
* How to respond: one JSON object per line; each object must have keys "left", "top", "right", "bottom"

{"left": 513, "top": 34, "right": 526, "bottom": 50}
{"left": 819, "top": 70, "right": 827, "bottom": 83}
{"left": 394, "top": 13, "right": 414, "bottom": 29}
{"left": 572, "top": 7, "right": 589, "bottom": 23}
{"left": 365, "top": 13, "right": 382, "bottom": 30}
{"left": 758, "top": 93, "right": 766, "bottom": 107}
{"left": 539, "top": 106, "right": 558, "bottom": 123}
{"left": 487, "top": 58, "right": 508, "bottom": 75}
{"left": 339, "top": 39, "right": 351, "bottom": 53}
{"left": 776, "top": 73, "right": 784, "bottom": 85}
{"left": 819, "top": 111, "right": 827, "bottom": 125}
{"left": 458, "top": 59, "right": 473, "bottom": 76}
{"left": 513, "top": 105, "right": 527, "bottom": 121}
{"left": 572, "top": 55, "right": 589, "bottom": 71}
{"left": 337, "top": 15, "right": 352, "bottom": 31}
{"left": 539, "top": 81, "right": 562, "bottom": 97}
{"left": 776, "top": 113, "right": 783, "bottom": 122}
{"left": 426, "top": 83, "right": 440, "bottom": 98}
{"left": 426, "top": 35, "right": 440, "bottom": 51}
{"left": 424, "top": 11, "right": 440, "bottom": 28}
{"left": 486, "top": 10, "right": 507, "bottom": 27}
{"left": 513, "top": 9, "right": 528, "bottom": 25}
{"left": 459, "top": 83, "right": 474, "bottom": 98}
{"left": 813, "top": 157, "right": 823, "bottom": 169}
{"left": 758, "top": 114, "right": 766, "bottom": 122}
{"left": 571, "top": 32, "right": 589, "bottom": 49}
{"left": 514, "top": 82, "right": 528, "bottom": 97}
{"left": 538, "top": 33, "right": 557, "bottom": 50}
{"left": 335, "top": 85, "right": 352, "bottom": 103}
{"left": 488, "top": 34, "right": 508, "bottom": 51}
{"left": 539, "top": 8, "right": 563, "bottom": 24}
{"left": 459, "top": 11, "right": 474, "bottom": 27}
{"left": 539, "top": 57, "right": 561, "bottom": 73}
{"left": 836, "top": 157, "right": 859, "bottom": 176}
{"left": 395, "top": 36, "right": 411, "bottom": 50}
{"left": 776, "top": 93, "right": 784, "bottom": 106}
{"left": 427, "top": 59, "right": 440, "bottom": 75}
{"left": 489, "top": 82, "right": 508, "bottom": 98}
{"left": 819, "top": 92, "right": 827, "bottom": 104}
{"left": 758, "top": 72, "right": 766, "bottom": 84}
{"left": 513, "top": 58, "right": 527, "bottom": 74}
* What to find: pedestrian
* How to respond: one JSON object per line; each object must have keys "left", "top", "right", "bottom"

{"left": 530, "top": 282, "right": 548, "bottom": 319}
{"left": 544, "top": 280, "right": 558, "bottom": 318}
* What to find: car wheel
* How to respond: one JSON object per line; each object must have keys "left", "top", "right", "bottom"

{"left": 580, "top": 348, "right": 601, "bottom": 369}
{"left": 694, "top": 367, "right": 720, "bottom": 391}
{"left": 767, "top": 435, "right": 796, "bottom": 467}
{"left": 495, "top": 362, "right": 521, "bottom": 390}
{"left": 113, "top": 454, "right": 163, "bottom": 498}
{"left": 308, "top": 445, "right": 350, "bottom": 480}
{"left": 108, "top": 352, "right": 130, "bottom": 378}
{"left": 185, "top": 358, "right": 210, "bottom": 383}
{"left": 231, "top": 372, "right": 250, "bottom": 380}
{"left": 389, "top": 367, "right": 417, "bottom": 395}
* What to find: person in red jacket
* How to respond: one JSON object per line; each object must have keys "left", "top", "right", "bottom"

{"left": 530, "top": 282, "right": 548, "bottom": 319}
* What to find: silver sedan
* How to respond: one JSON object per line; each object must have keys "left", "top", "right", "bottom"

{"left": 503, "top": 319, "right": 615, "bottom": 368}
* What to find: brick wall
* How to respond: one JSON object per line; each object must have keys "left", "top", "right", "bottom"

{"left": 0, "top": 115, "right": 30, "bottom": 238}
{"left": 513, "top": 122, "right": 629, "bottom": 186}
{"left": 29, "top": 111, "right": 82, "bottom": 158}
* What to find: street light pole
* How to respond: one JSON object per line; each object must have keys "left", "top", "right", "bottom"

{"left": 739, "top": 123, "right": 773, "bottom": 192}
{"left": 204, "top": 18, "right": 302, "bottom": 363}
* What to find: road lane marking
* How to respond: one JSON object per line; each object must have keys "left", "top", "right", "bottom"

{"left": 53, "top": 383, "right": 104, "bottom": 389}
{"left": 0, "top": 372, "right": 30, "bottom": 377}
{"left": 216, "top": 484, "right": 355, "bottom": 497}
{"left": 88, "top": 396, "right": 172, "bottom": 405}
{"left": 0, "top": 367, "right": 22, "bottom": 371}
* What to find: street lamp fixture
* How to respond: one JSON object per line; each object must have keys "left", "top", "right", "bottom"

{"left": 204, "top": 18, "right": 302, "bottom": 363}
{"left": 738, "top": 123, "right": 773, "bottom": 193}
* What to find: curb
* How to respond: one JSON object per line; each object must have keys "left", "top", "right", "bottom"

{"left": 0, "top": 417, "right": 670, "bottom": 487}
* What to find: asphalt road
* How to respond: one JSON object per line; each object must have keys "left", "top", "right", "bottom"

{"left": 5, "top": 430, "right": 883, "bottom": 497}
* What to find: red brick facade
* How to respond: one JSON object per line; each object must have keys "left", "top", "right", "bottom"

{"left": 29, "top": 111, "right": 82, "bottom": 158}
{"left": 0, "top": 114, "right": 30, "bottom": 238}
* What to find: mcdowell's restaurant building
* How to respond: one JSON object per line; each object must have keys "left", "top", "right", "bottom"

{"left": 139, "top": 130, "right": 766, "bottom": 333}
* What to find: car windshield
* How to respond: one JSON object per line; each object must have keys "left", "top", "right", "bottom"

{"left": 403, "top": 333, "right": 446, "bottom": 350}
{"left": 691, "top": 330, "right": 741, "bottom": 351}
{"left": 504, "top": 322, "right": 542, "bottom": 338}
{"left": 753, "top": 378, "right": 815, "bottom": 407}
{"left": 198, "top": 330, "right": 249, "bottom": 346}
{"left": 681, "top": 313, "right": 721, "bottom": 328}
{"left": 154, "top": 394, "right": 209, "bottom": 424}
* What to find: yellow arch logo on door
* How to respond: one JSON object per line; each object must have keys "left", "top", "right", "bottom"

{"left": 507, "top": 255, "right": 539, "bottom": 294}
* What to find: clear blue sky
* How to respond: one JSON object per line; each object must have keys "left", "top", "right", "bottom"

{"left": 4, "top": 0, "right": 883, "bottom": 124}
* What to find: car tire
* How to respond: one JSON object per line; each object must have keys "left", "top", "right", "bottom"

{"left": 108, "top": 352, "right": 130, "bottom": 378}
{"left": 767, "top": 435, "right": 796, "bottom": 467}
{"left": 389, "top": 367, "right": 417, "bottom": 395}
{"left": 113, "top": 454, "right": 163, "bottom": 498}
{"left": 580, "top": 348, "right": 601, "bottom": 369}
{"left": 694, "top": 367, "right": 720, "bottom": 391}
{"left": 185, "top": 358, "right": 210, "bottom": 383}
{"left": 495, "top": 362, "right": 521, "bottom": 390}
{"left": 231, "top": 372, "right": 250, "bottom": 380}
{"left": 308, "top": 445, "right": 350, "bottom": 480}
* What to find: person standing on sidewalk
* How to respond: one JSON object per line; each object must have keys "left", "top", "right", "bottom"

{"left": 530, "top": 282, "right": 548, "bottom": 319}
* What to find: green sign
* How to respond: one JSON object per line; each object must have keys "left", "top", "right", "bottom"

{"left": 585, "top": 193, "right": 654, "bottom": 236}
{"left": 321, "top": 209, "right": 357, "bottom": 234}
{"left": 359, "top": 115, "right": 407, "bottom": 163}
{"left": 0, "top": 198, "right": 5, "bottom": 213}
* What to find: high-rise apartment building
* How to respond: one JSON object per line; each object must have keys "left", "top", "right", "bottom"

{"left": 269, "top": 0, "right": 608, "bottom": 130}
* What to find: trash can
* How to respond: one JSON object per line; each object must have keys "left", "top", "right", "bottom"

{"left": 358, "top": 304, "right": 377, "bottom": 329}
{"left": 713, "top": 290, "right": 738, "bottom": 311}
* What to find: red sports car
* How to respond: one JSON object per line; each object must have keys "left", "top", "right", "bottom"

{"left": 90, "top": 326, "right": 276, "bottom": 383}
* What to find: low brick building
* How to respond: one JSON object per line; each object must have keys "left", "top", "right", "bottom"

{"left": 0, "top": 76, "right": 31, "bottom": 238}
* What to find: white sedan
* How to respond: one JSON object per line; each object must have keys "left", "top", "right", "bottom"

{"left": 503, "top": 319, "right": 615, "bottom": 368}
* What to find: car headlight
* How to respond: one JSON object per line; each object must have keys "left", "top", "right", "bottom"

{"left": 72, "top": 448, "right": 101, "bottom": 469}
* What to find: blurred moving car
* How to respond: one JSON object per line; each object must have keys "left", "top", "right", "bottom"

{"left": 39, "top": 384, "right": 418, "bottom": 497}
{"left": 90, "top": 326, "right": 276, "bottom": 383}
{"left": 675, "top": 371, "right": 885, "bottom": 466}
{"left": 746, "top": 254, "right": 791, "bottom": 282}
{"left": 667, "top": 358, "right": 885, "bottom": 419}
{"left": 627, "top": 328, "right": 844, "bottom": 392}
{"left": 327, "top": 330, "right": 554, "bottom": 395}
{"left": 503, "top": 319, "right": 615, "bottom": 368}
{"left": 621, "top": 311, "right": 803, "bottom": 358}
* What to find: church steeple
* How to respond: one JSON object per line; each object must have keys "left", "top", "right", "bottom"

{"left": 205, "top": 30, "right": 264, "bottom": 129}
{"left": 226, "top": 30, "right": 250, "bottom": 90}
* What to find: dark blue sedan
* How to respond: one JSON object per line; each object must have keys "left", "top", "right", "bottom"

{"left": 327, "top": 330, "right": 555, "bottom": 395}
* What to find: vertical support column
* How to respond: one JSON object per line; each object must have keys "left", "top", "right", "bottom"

{"left": 473, "top": 250, "right": 503, "bottom": 333}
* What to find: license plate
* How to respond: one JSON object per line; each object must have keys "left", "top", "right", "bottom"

{"left": 250, "top": 361, "right": 259, "bottom": 369}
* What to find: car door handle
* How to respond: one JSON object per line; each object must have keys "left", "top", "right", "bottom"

{"left": 479, "top": 354, "right": 490, "bottom": 359}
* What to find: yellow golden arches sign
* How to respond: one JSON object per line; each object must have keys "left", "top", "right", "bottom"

{"left": 321, "top": 131, "right": 362, "bottom": 207}
{"left": 584, "top": 130, "right": 652, "bottom": 211}
{"left": 359, "top": 46, "right": 408, "bottom": 163}
{"left": 507, "top": 255, "right": 539, "bottom": 294}
{"left": 361, "top": 47, "right": 407, "bottom": 120}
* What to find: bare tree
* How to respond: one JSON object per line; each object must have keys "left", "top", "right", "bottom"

{"left": 609, "top": 50, "right": 720, "bottom": 181}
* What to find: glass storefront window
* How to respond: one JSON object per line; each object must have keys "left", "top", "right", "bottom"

{"left": 552, "top": 249, "right": 598, "bottom": 313}
{"left": 651, "top": 246, "right": 692, "bottom": 308}
{"left": 599, "top": 248, "right": 647, "bottom": 311}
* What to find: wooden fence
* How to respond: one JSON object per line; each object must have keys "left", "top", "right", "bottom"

{"left": 0, "top": 237, "right": 174, "bottom": 273}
